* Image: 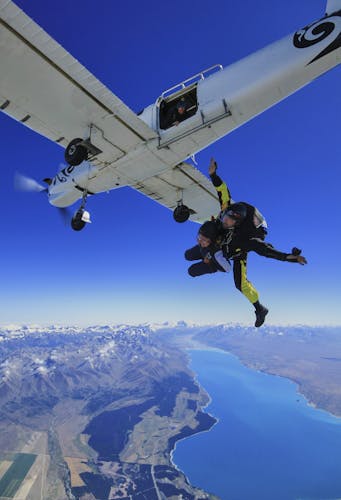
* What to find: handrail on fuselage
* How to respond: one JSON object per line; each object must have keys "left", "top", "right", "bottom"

{"left": 161, "top": 64, "right": 223, "bottom": 99}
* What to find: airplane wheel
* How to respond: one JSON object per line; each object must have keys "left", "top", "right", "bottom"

{"left": 173, "top": 204, "right": 190, "bottom": 223}
{"left": 71, "top": 210, "right": 86, "bottom": 231}
{"left": 65, "top": 138, "right": 88, "bottom": 166}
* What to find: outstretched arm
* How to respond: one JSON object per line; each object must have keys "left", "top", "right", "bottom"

{"left": 245, "top": 238, "right": 308, "bottom": 264}
{"left": 208, "top": 158, "right": 232, "bottom": 210}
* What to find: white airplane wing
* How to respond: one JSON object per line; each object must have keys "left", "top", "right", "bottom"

{"left": 131, "top": 162, "right": 220, "bottom": 223}
{"left": 0, "top": 1, "right": 224, "bottom": 224}
{"left": 0, "top": 0, "right": 157, "bottom": 166}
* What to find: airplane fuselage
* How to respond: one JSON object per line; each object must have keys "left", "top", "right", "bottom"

{"left": 48, "top": 10, "right": 341, "bottom": 208}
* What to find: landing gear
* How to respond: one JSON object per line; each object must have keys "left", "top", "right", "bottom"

{"left": 64, "top": 138, "right": 88, "bottom": 166}
{"left": 71, "top": 208, "right": 91, "bottom": 231}
{"left": 64, "top": 129, "right": 101, "bottom": 231}
{"left": 71, "top": 190, "right": 91, "bottom": 231}
{"left": 64, "top": 129, "right": 102, "bottom": 167}
{"left": 173, "top": 202, "right": 190, "bottom": 223}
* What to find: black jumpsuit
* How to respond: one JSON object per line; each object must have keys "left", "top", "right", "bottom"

{"left": 185, "top": 173, "right": 293, "bottom": 305}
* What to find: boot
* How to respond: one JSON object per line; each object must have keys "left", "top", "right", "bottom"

{"left": 254, "top": 304, "right": 268, "bottom": 327}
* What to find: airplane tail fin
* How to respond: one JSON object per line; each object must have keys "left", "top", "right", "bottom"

{"left": 326, "top": 0, "right": 341, "bottom": 15}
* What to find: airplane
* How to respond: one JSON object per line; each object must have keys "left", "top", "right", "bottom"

{"left": 1, "top": 0, "right": 341, "bottom": 231}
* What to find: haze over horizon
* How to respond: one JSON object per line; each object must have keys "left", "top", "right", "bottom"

{"left": 1, "top": 0, "right": 341, "bottom": 326}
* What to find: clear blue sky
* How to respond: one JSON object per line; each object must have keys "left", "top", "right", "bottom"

{"left": 1, "top": 0, "right": 341, "bottom": 326}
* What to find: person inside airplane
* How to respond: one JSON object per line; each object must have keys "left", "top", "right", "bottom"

{"left": 184, "top": 158, "right": 307, "bottom": 327}
{"left": 168, "top": 97, "right": 190, "bottom": 126}
{"left": 173, "top": 98, "right": 188, "bottom": 125}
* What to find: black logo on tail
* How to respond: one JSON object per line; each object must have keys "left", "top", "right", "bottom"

{"left": 293, "top": 11, "right": 341, "bottom": 64}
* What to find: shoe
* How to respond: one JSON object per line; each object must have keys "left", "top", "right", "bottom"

{"left": 255, "top": 305, "right": 268, "bottom": 327}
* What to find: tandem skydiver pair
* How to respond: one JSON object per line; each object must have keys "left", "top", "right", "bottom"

{"left": 185, "top": 158, "right": 307, "bottom": 327}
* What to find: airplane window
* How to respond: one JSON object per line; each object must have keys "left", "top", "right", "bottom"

{"left": 159, "top": 88, "right": 198, "bottom": 130}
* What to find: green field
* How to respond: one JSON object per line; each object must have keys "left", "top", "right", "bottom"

{"left": 0, "top": 453, "right": 36, "bottom": 498}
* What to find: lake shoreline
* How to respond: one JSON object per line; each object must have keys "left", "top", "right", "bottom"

{"left": 190, "top": 345, "right": 341, "bottom": 420}
{"left": 172, "top": 348, "right": 341, "bottom": 499}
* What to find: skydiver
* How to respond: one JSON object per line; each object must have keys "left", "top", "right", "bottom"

{"left": 185, "top": 158, "right": 307, "bottom": 327}
{"left": 185, "top": 220, "right": 231, "bottom": 277}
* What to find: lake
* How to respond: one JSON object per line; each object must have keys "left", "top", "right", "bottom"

{"left": 173, "top": 349, "right": 341, "bottom": 500}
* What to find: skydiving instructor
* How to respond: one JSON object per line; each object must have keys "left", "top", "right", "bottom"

{"left": 185, "top": 158, "right": 307, "bottom": 327}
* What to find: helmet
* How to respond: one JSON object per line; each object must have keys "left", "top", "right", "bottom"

{"left": 221, "top": 203, "right": 247, "bottom": 224}
{"left": 198, "top": 221, "right": 219, "bottom": 241}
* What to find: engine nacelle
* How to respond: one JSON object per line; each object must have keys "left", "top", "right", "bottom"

{"left": 48, "top": 162, "right": 98, "bottom": 208}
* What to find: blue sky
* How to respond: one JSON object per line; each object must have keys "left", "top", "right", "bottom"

{"left": 1, "top": 0, "right": 341, "bottom": 326}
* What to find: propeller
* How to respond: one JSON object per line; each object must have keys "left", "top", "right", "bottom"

{"left": 14, "top": 172, "right": 48, "bottom": 193}
{"left": 14, "top": 172, "right": 72, "bottom": 227}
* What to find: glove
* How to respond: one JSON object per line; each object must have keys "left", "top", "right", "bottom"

{"left": 296, "top": 255, "right": 307, "bottom": 265}
{"left": 203, "top": 252, "right": 212, "bottom": 264}
{"left": 208, "top": 158, "right": 218, "bottom": 175}
{"left": 286, "top": 254, "right": 307, "bottom": 265}
{"left": 291, "top": 247, "right": 302, "bottom": 256}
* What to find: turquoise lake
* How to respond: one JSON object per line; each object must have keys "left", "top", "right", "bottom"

{"left": 173, "top": 349, "right": 341, "bottom": 500}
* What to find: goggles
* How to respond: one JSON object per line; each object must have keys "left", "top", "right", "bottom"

{"left": 222, "top": 210, "right": 242, "bottom": 221}
{"left": 197, "top": 233, "right": 211, "bottom": 245}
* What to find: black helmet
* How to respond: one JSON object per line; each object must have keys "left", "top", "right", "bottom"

{"left": 198, "top": 221, "right": 219, "bottom": 241}
{"left": 221, "top": 203, "right": 247, "bottom": 223}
